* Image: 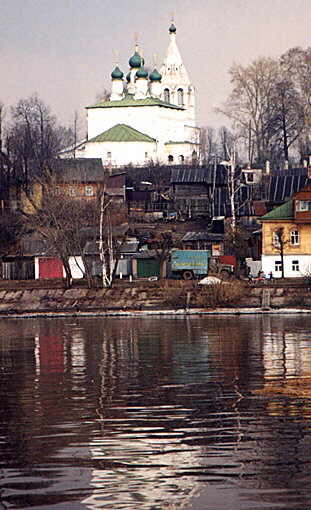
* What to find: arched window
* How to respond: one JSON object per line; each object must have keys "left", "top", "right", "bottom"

{"left": 192, "top": 150, "right": 197, "bottom": 161}
{"left": 178, "top": 155, "right": 184, "bottom": 164}
{"left": 177, "top": 88, "right": 184, "bottom": 106}
{"left": 290, "top": 229, "right": 300, "bottom": 245}
{"left": 164, "top": 88, "right": 170, "bottom": 103}
{"left": 168, "top": 155, "right": 174, "bottom": 163}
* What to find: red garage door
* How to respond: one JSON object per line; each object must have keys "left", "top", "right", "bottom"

{"left": 39, "top": 257, "right": 63, "bottom": 279}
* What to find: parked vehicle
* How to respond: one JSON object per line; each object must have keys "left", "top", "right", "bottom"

{"left": 170, "top": 250, "right": 210, "bottom": 280}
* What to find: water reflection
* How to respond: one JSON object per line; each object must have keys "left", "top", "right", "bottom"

{"left": 1, "top": 316, "right": 311, "bottom": 509}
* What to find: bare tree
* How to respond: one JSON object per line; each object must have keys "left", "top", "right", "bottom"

{"left": 272, "top": 227, "right": 288, "bottom": 279}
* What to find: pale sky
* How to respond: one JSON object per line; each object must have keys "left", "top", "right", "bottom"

{"left": 2, "top": 0, "right": 311, "bottom": 131}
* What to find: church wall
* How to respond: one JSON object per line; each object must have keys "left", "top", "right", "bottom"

{"left": 84, "top": 141, "right": 157, "bottom": 167}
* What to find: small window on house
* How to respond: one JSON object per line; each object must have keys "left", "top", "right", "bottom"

{"left": 275, "top": 261, "right": 282, "bottom": 272}
{"left": 247, "top": 172, "right": 254, "bottom": 182}
{"left": 290, "top": 229, "right": 300, "bottom": 245}
{"left": 55, "top": 186, "right": 60, "bottom": 196}
{"left": 107, "top": 152, "right": 112, "bottom": 159}
{"left": 179, "top": 155, "right": 184, "bottom": 164}
{"left": 298, "top": 200, "right": 311, "bottom": 211}
{"left": 168, "top": 155, "right": 174, "bottom": 163}
{"left": 177, "top": 88, "right": 184, "bottom": 106}
{"left": 85, "top": 186, "right": 94, "bottom": 197}
{"left": 292, "top": 260, "right": 299, "bottom": 271}
{"left": 68, "top": 187, "right": 76, "bottom": 196}
{"left": 164, "top": 88, "right": 170, "bottom": 103}
{"left": 273, "top": 231, "right": 281, "bottom": 248}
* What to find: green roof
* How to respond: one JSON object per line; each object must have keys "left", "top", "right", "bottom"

{"left": 261, "top": 200, "right": 294, "bottom": 221}
{"left": 87, "top": 94, "right": 183, "bottom": 110}
{"left": 88, "top": 124, "right": 156, "bottom": 143}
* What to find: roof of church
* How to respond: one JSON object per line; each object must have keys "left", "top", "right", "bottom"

{"left": 88, "top": 124, "right": 156, "bottom": 143}
{"left": 87, "top": 94, "right": 183, "bottom": 110}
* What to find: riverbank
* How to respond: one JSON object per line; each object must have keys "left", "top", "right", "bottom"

{"left": 0, "top": 279, "right": 311, "bottom": 317}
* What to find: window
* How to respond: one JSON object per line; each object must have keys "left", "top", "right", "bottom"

{"left": 275, "top": 261, "right": 282, "bottom": 272}
{"left": 247, "top": 172, "right": 254, "bottom": 182}
{"left": 192, "top": 150, "right": 197, "bottom": 160}
{"left": 298, "top": 200, "right": 311, "bottom": 211}
{"left": 290, "top": 229, "right": 300, "bottom": 245}
{"left": 164, "top": 88, "right": 170, "bottom": 103}
{"left": 85, "top": 186, "right": 94, "bottom": 197}
{"left": 107, "top": 151, "right": 112, "bottom": 159}
{"left": 292, "top": 260, "right": 299, "bottom": 271}
{"left": 68, "top": 187, "right": 76, "bottom": 196}
{"left": 273, "top": 231, "right": 281, "bottom": 248}
{"left": 177, "top": 88, "right": 184, "bottom": 106}
{"left": 145, "top": 152, "right": 148, "bottom": 159}
{"left": 54, "top": 186, "right": 60, "bottom": 196}
{"left": 178, "top": 155, "right": 184, "bottom": 164}
{"left": 168, "top": 155, "right": 174, "bottom": 163}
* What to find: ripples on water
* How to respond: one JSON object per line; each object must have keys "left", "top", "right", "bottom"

{"left": 1, "top": 315, "right": 311, "bottom": 509}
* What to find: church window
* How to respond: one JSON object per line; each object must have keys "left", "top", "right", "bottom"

{"left": 85, "top": 186, "right": 94, "bottom": 197}
{"left": 107, "top": 151, "right": 112, "bottom": 159}
{"left": 179, "top": 155, "right": 184, "bottom": 164}
{"left": 164, "top": 88, "right": 170, "bottom": 103}
{"left": 168, "top": 155, "right": 174, "bottom": 163}
{"left": 177, "top": 88, "right": 184, "bottom": 106}
{"left": 192, "top": 150, "right": 197, "bottom": 160}
{"left": 145, "top": 152, "right": 148, "bottom": 159}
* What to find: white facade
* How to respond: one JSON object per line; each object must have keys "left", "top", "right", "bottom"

{"left": 70, "top": 23, "right": 200, "bottom": 167}
{"left": 262, "top": 254, "right": 311, "bottom": 278}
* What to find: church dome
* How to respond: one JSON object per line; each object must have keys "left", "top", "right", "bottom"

{"left": 149, "top": 68, "right": 162, "bottom": 81}
{"left": 136, "top": 67, "right": 148, "bottom": 79}
{"left": 169, "top": 23, "right": 177, "bottom": 33}
{"left": 129, "top": 51, "right": 142, "bottom": 68}
{"left": 111, "top": 66, "right": 124, "bottom": 80}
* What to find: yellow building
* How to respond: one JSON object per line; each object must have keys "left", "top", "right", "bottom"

{"left": 261, "top": 184, "right": 311, "bottom": 277}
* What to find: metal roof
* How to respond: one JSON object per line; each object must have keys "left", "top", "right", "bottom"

{"left": 268, "top": 175, "right": 309, "bottom": 203}
{"left": 261, "top": 200, "right": 294, "bottom": 221}
{"left": 170, "top": 166, "right": 210, "bottom": 184}
{"left": 88, "top": 124, "right": 156, "bottom": 143}
{"left": 87, "top": 94, "right": 183, "bottom": 111}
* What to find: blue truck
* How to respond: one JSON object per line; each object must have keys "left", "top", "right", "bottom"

{"left": 170, "top": 250, "right": 210, "bottom": 280}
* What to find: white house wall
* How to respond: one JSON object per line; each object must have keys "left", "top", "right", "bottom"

{"left": 69, "top": 256, "right": 85, "bottom": 279}
{"left": 262, "top": 254, "right": 311, "bottom": 278}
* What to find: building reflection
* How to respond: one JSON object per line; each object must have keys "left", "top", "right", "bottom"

{"left": 1, "top": 315, "right": 311, "bottom": 509}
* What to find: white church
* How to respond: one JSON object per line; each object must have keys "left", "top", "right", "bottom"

{"left": 68, "top": 23, "right": 200, "bottom": 167}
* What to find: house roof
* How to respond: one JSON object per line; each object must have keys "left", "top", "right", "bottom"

{"left": 260, "top": 200, "right": 294, "bottom": 221}
{"left": 87, "top": 94, "right": 183, "bottom": 111}
{"left": 181, "top": 232, "right": 224, "bottom": 242}
{"left": 170, "top": 166, "right": 210, "bottom": 184}
{"left": 268, "top": 175, "right": 309, "bottom": 203}
{"left": 29, "top": 158, "right": 105, "bottom": 183}
{"left": 88, "top": 124, "right": 156, "bottom": 143}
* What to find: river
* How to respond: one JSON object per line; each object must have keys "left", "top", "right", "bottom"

{"left": 1, "top": 314, "right": 311, "bottom": 509}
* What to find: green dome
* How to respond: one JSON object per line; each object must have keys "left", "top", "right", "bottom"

{"left": 169, "top": 23, "right": 176, "bottom": 33}
{"left": 111, "top": 66, "right": 124, "bottom": 80}
{"left": 136, "top": 67, "right": 148, "bottom": 79}
{"left": 149, "top": 68, "right": 162, "bottom": 81}
{"left": 129, "top": 51, "right": 142, "bottom": 68}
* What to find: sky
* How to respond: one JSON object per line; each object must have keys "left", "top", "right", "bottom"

{"left": 2, "top": 0, "right": 311, "bottom": 132}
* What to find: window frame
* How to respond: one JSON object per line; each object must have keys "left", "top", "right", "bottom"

{"left": 292, "top": 259, "right": 299, "bottom": 272}
{"left": 85, "top": 185, "right": 94, "bottom": 197}
{"left": 290, "top": 229, "right": 300, "bottom": 246}
{"left": 275, "top": 260, "right": 283, "bottom": 272}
